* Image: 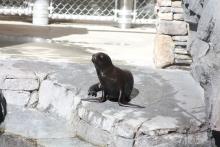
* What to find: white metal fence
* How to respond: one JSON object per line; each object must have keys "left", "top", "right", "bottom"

{"left": 0, "top": 0, "right": 156, "bottom": 24}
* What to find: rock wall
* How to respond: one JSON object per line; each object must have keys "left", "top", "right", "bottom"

{"left": 182, "top": 0, "right": 220, "bottom": 146}
{"left": 154, "top": 0, "right": 192, "bottom": 69}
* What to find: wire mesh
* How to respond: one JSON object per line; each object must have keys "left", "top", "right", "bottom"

{"left": 0, "top": 0, "right": 156, "bottom": 24}
{"left": 0, "top": 0, "right": 33, "bottom": 15}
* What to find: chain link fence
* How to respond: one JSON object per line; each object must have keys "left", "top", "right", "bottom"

{"left": 49, "top": 0, "right": 115, "bottom": 21}
{"left": 0, "top": 0, "right": 33, "bottom": 15}
{"left": 0, "top": 0, "right": 156, "bottom": 24}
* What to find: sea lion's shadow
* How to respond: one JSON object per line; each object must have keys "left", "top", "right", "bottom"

{"left": 130, "top": 88, "right": 139, "bottom": 99}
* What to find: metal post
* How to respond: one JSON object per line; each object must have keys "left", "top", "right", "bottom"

{"left": 32, "top": 0, "right": 49, "bottom": 25}
{"left": 116, "top": 0, "right": 135, "bottom": 29}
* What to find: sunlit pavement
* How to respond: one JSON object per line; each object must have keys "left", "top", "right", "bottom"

{"left": 0, "top": 21, "right": 156, "bottom": 67}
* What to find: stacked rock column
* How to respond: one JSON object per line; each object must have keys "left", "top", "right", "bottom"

{"left": 154, "top": 0, "right": 191, "bottom": 69}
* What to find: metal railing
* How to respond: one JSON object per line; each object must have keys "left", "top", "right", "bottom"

{"left": 0, "top": 0, "right": 156, "bottom": 24}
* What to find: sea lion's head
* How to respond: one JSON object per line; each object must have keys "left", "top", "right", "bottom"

{"left": 92, "top": 52, "right": 113, "bottom": 70}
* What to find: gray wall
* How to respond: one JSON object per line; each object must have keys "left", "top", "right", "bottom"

{"left": 183, "top": 0, "right": 220, "bottom": 139}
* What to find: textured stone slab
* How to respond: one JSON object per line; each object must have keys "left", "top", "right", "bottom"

{"left": 172, "top": 36, "right": 188, "bottom": 42}
{"left": 25, "top": 91, "right": 39, "bottom": 108}
{"left": 174, "top": 54, "right": 191, "bottom": 60}
{"left": 183, "top": 0, "right": 220, "bottom": 135}
{"left": 174, "top": 48, "right": 189, "bottom": 55}
{"left": 38, "top": 80, "right": 81, "bottom": 120}
{"left": 154, "top": 34, "right": 174, "bottom": 68}
{"left": 0, "top": 133, "right": 38, "bottom": 147}
{"left": 75, "top": 119, "right": 111, "bottom": 146}
{"left": 2, "top": 90, "right": 30, "bottom": 106}
{"left": 174, "top": 41, "right": 187, "bottom": 47}
{"left": 172, "top": 1, "right": 182, "bottom": 8}
{"left": 174, "top": 13, "right": 184, "bottom": 20}
{"left": 158, "top": 12, "right": 173, "bottom": 20}
{"left": 134, "top": 132, "right": 209, "bottom": 147}
{"left": 0, "top": 69, "right": 37, "bottom": 80}
{"left": 157, "top": 0, "right": 172, "bottom": 7}
{"left": 3, "top": 79, "right": 39, "bottom": 91}
{"left": 158, "top": 20, "right": 188, "bottom": 35}
{"left": 38, "top": 138, "right": 95, "bottom": 147}
{"left": 159, "top": 7, "right": 172, "bottom": 13}
{"left": 2, "top": 106, "right": 95, "bottom": 147}
{"left": 173, "top": 7, "right": 184, "bottom": 14}
{"left": 5, "top": 105, "right": 75, "bottom": 139}
{"left": 175, "top": 59, "right": 192, "bottom": 64}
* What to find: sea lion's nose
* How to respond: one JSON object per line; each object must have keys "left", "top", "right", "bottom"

{"left": 92, "top": 55, "right": 96, "bottom": 62}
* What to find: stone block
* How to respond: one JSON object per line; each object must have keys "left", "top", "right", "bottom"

{"left": 38, "top": 80, "right": 80, "bottom": 120}
{"left": 77, "top": 105, "right": 117, "bottom": 132}
{"left": 157, "top": 0, "right": 172, "bottom": 7}
{"left": 172, "top": 7, "right": 184, "bottom": 14}
{"left": 114, "top": 118, "right": 146, "bottom": 139}
{"left": 174, "top": 54, "right": 191, "bottom": 60}
{"left": 174, "top": 48, "right": 189, "bottom": 55}
{"left": 159, "top": 7, "right": 172, "bottom": 13}
{"left": 172, "top": 1, "right": 182, "bottom": 8}
{"left": 2, "top": 79, "right": 39, "bottom": 91}
{"left": 174, "top": 58, "right": 192, "bottom": 64}
{"left": 111, "top": 136, "right": 134, "bottom": 147}
{"left": 134, "top": 132, "right": 209, "bottom": 147}
{"left": 158, "top": 12, "right": 173, "bottom": 20}
{"left": 174, "top": 41, "right": 187, "bottom": 47}
{"left": 173, "top": 13, "right": 184, "bottom": 20}
{"left": 154, "top": 34, "right": 175, "bottom": 68}
{"left": 75, "top": 119, "right": 111, "bottom": 147}
{"left": 25, "top": 91, "right": 39, "bottom": 108}
{"left": 2, "top": 90, "right": 30, "bottom": 106}
{"left": 0, "top": 134, "right": 38, "bottom": 147}
{"left": 158, "top": 20, "right": 188, "bottom": 35}
{"left": 190, "top": 38, "right": 210, "bottom": 59}
{"left": 172, "top": 36, "right": 188, "bottom": 42}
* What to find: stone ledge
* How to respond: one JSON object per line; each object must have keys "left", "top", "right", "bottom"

{"left": 0, "top": 59, "right": 209, "bottom": 147}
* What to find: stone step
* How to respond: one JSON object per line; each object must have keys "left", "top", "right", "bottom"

{"left": 1, "top": 105, "right": 95, "bottom": 147}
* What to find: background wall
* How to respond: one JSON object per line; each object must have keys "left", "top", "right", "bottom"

{"left": 155, "top": 0, "right": 191, "bottom": 69}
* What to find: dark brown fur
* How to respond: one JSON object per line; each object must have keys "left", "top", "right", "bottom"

{"left": 83, "top": 52, "right": 144, "bottom": 108}
{"left": 0, "top": 90, "right": 7, "bottom": 124}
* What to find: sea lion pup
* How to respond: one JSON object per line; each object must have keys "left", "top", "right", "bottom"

{"left": 83, "top": 52, "right": 145, "bottom": 108}
{"left": 0, "top": 91, "right": 7, "bottom": 124}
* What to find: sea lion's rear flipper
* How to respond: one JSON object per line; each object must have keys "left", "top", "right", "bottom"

{"left": 118, "top": 90, "right": 144, "bottom": 108}
{"left": 118, "top": 102, "right": 145, "bottom": 108}
{"left": 81, "top": 98, "right": 100, "bottom": 102}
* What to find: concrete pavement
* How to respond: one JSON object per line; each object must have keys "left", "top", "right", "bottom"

{"left": 0, "top": 21, "right": 156, "bottom": 67}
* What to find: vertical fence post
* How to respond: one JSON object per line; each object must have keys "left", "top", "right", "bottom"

{"left": 32, "top": 0, "right": 49, "bottom": 25}
{"left": 116, "top": 0, "right": 135, "bottom": 29}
